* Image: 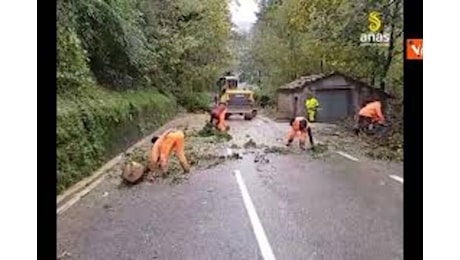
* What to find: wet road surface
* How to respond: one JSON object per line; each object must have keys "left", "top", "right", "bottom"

{"left": 57, "top": 115, "right": 403, "bottom": 260}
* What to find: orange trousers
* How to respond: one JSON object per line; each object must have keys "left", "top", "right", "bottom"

{"left": 150, "top": 131, "right": 190, "bottom": 175}
{"left": 287, "top": 117, "right": 313, "bottom": 148}
{"left": 287, "top": 128, "right": 307, "bottom": 147}
{"left": 216, "top": 108, "right": 228, "bottom": 131}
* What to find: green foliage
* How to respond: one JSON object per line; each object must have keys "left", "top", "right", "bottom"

{"left": 57, "top": 26, "right": 93, "bottom": 95}
{"left": 177, "top": 92, "right": 212, "bottom": 112}
{"left": 196, "top": 123, "right": 232, "bottom": 141}
{"left": 57, "top": 89, "right": 177, "bottom": 193}
{"left": 237, "top": 0, "right": 403, "bottom": 160}
{"left": 57, "top": 0, "right": 233, "bottom": 94}
{"left": 57, "top": 0, "right": 233, "bottom": 192}
{"left": 66, "top": 0, "right": 154, "bottom": 89}
{"left": 253, "top": 88, "right": 275, "bottom": 107}
{"left": 245, "top": 0, "right": 403, "bottom": 95}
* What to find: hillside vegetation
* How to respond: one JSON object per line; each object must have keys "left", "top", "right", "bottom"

{"left": 57, "top": 0, "right": 233, "bottom": 193}
{"left": 238, "top": 0, "right": 403, "bottom": 160}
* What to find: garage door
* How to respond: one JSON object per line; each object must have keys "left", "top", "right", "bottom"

{"left": 315, "top": 89, "right": 351, "bottom": 122}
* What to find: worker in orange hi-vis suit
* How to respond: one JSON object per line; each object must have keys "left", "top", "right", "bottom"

{"left": 148, "top": 128, "right": 190, "bottom": 181}
{"left": 211, "top": 102, "right": 229, "bottom": 131}
{"left": 358, "top": 99, "right": 385, "bottom": 124}
{"left": 354, "top": 96, "right": 385, "bottom": 135}
{"left": 209, "top": 102, "right": 221, "bottom": 124}
{"left": 286, "top": 116, "right": 314, "bottom": 150}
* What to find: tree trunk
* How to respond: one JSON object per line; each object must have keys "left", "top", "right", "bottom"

{"left": 379, "top": 0, "right": 400, "bottom": 91}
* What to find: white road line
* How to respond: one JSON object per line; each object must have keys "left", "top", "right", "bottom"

{"left": 389, "top": 175, "right": 404, "bottom": 183}
{"left": 335, "top": 151, "right": 360, "bottom": 162}
{"left": 57, "top": 175, "right": 106, "bottom": 215}
{"left": 234, "top": 170, "right": 276, "bottom": 260}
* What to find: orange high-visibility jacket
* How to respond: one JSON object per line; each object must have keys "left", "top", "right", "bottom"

{"left": 359, "top": 101, "right": 385, "bottom": 123}
{"left": 149, "top": 129, "right": 189, "bottom": 173}
{"left": 211, "top": 104, "right": 226, "bottom": 119}
{"left": 292, "top": 116, "right": 308, "bottom": 131}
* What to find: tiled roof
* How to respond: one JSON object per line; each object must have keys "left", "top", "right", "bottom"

{"left": 277, "top": 71, "right": 394, "bottom": 98}
{"left": 278, "top": 73, "right": 328, "bottom": 90}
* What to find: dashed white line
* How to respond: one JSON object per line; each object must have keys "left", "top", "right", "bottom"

{"left": 234, "top": 170, "right": 276, "bottom": 260}
{"left": 335, "top": 151, "right": 360, "bottom": 162}
{"left": 389, "top": 175, "right": 404, "bottom": 183}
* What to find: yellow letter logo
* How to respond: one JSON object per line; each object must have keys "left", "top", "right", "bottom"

{"left": 368, "top": 11, "right": 382, "bottom": 33}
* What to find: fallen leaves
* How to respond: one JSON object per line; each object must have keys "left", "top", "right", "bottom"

{"left": 243, "top": 139, "right": 257, "bottom": 149}
{"left": 121, "top": 123, "right": 238, "bottom": 186}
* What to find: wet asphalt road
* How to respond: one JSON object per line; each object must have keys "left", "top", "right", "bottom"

{"left": 57, "top": 116, "right": 403, "bottom": 260}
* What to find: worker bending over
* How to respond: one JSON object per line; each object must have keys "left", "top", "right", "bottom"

{"left": 286, "top": 116, "right": 314, "bottom": 150}
{"left": 354, "top": 96, "right": 385, "bottom": 135}
{"left": 305, "top": 94, "right": 320, "bottom": 122}
{"left": 210, "top": 102, "right": 229, "bottom": 131}
{"left": 149, "top": 128, "right": 190, "bottom": 180}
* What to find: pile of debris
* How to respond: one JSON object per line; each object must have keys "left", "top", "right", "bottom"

{"left": 309, "top": 143, "right": 329, "bottom": 159}
{"left": 243, "top": 139, "right": 257, "bottom": 149}
{"left": 195, "top": 122, "right": 232, "bottom": 141}
{"left": 121, "top": 123, "right": 238, "bottom": 185}
{"left": 263, "top": 146, "right": 290, "bottom": 155}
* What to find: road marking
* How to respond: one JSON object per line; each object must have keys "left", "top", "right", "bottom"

{"left": 389, "top": 175, "right": 404, "bottom": 183}
{"left": 335, "top": 151, "right": 360, "bottom": 162}
{"left": 234, "top": 170, "right": 276, "bottom": 260}
{"left": 57, "top": 175, "right": 106, "bottom": 215}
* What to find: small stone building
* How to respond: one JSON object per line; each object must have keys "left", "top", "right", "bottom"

{"left": 276, "top": 72, "right": 393, "bottom": 122}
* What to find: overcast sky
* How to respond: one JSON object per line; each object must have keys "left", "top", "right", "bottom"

{"left": 229, "top": 0, "right": 259, "bottom": 32}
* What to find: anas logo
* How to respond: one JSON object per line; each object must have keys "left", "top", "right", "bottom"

{"left": 368, "top": 11, "right": 382, "bottom": 32}
{"left": 360, "top": 11, "right": 390, "bottom": 46}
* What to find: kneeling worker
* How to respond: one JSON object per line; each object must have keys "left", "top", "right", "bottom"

{"left": 148, "top": 128, "right": 190, "bottom": 180}
{"left": 287, "top": 116, "right": 314, "bottom": 150}
{"left": 354, "top": 96, "right": 385, "bottom": 135}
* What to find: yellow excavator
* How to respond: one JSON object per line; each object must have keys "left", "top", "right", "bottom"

{"left": 216, "top": 75, "right": 257, "bottom": 120}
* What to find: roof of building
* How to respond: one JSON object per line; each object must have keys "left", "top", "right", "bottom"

{"left": 277, "top": 71, "right": 394, "bottom": 98}
{"left": 278, "top": 74, "right": 327, "bottom": 90}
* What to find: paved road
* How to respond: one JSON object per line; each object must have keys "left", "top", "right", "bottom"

{"left": 57, "top": 116, "right": 403, "bottom": 260}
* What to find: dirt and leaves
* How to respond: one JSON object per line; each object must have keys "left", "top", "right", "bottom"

{"left": 309, "top": 143, "right": 329, "bottom": 159}
{"left": 195, "top": 122, "right": 232, "bottom": 141}
{"left": 364, "top": 131, "right": 403, "bottom": 161}
{"left": 315, "top": 121, "right": 403, "bottom": 162}
{"left": 263, "top": 146, "right": 290, "bottom": 155}
{"left": 121, "top": 122, "right": 237, "bottom": 186}
{"left": 243, "top": 139, "right": 258, "bottom": 149}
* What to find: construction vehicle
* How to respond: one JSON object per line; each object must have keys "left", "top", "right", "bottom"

{"left": 216, "top": 75, "right": 257, "bottom": 120}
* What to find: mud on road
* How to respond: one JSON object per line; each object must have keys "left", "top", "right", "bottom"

{"left": 59, "top": 111, "right": 396, "bottom": 206}
{"left": 57, "top": 112, "right": 403, "bottom": 259}
{"left": 79, "top": 112, "right": 390, "bottom": 191}
{"left": 226, "top": 112, "right": 374, "bottom": 158}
